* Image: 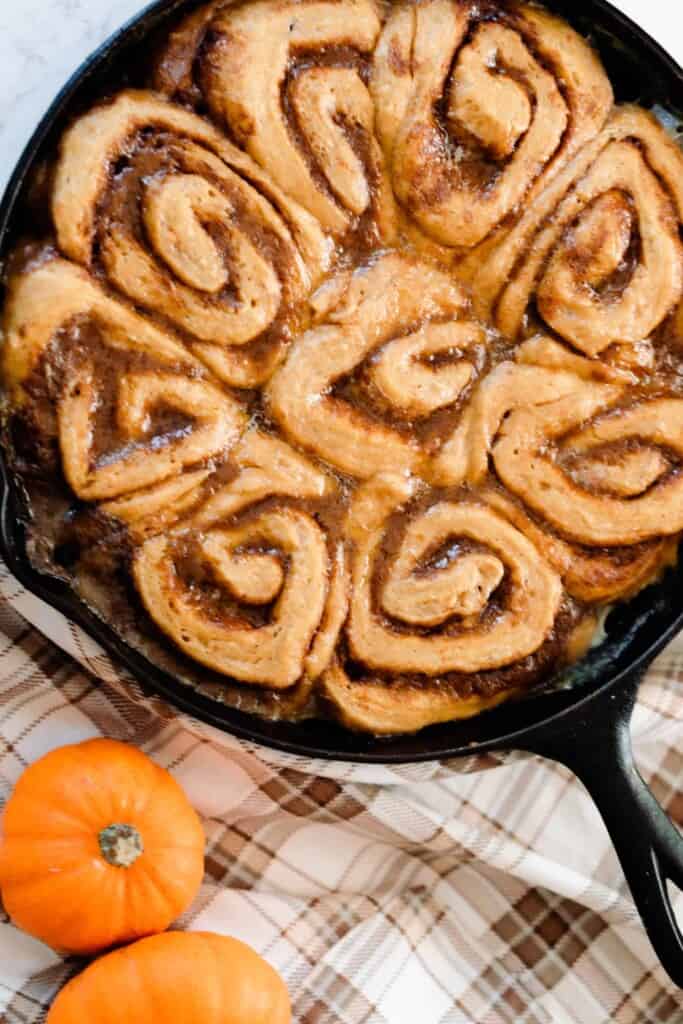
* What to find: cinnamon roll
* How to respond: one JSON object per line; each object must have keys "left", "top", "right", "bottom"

{"left": 322, "top": 473, "right": 567, "bottom": 734}
{"left": 432, "top": 340, "right": 677, "bottom": 602}
{"left": 3, "top": 256, "right": 245, "bottom": 505}
{"left": 467, "top": 106, "right": 683, "bottom": 354}
{"left": 267, "top": 252, "right": 485, "bottom": 479}
{"left": 155, "top": 0, "right": 397, "bottom": 245}
{"left": 372, "top": 0, "right": 612, "bottom": 248}
{"left": 133, "top": 432, "right": 347, "bottom": 690}
{"left": 52, "top": 91, "right": 331, "bottom": 387}
{"left": 3, "top": 0, "right": 683, "bottom": 736}
{"left": 495, "top": 390, "right": 683, "bottom": 547}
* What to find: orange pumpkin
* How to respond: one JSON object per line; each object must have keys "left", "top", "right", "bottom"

{"left": 46, "top": 930, "right": 291, "bottom": 1024}
{"left": 0, "top": 738, "right": 204, "bottom": 954}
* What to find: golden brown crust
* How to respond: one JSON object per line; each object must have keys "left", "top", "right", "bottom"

{"left": 463, "top": 106, "right": 683, "bottom": 352}
{"left": 267, "top": 252, "right": 476, "bottom": 479}
{"left": 132, "top": 432, "right": 345, "bottom": 689}
{"left": 372, "top": 0, "right": 612, "bottom": 247}
{"left": 51, "top": 90, "right": 332, "bottom": 387}
{"left": 3, "top": 257, "right": 246, "bottom": 505}
{"left": 494, "top": 393, "right": 683, "bottom": 547}
{"left": 346, "top": 474, "right": 563, "bottom": 675}
{"left": 158, "top": 0, "right": 397, "bottom": 244}
{"left": 322, "top": 661, "right": 515, "bottom": 735}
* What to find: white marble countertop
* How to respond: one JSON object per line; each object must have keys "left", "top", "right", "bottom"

{"left": 0, "top": 0, "right": 681, "bottom": 195}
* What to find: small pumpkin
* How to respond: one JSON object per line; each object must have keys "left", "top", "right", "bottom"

{"left": 0, "top": 738, "right": 204, "bottom": 954}
{"left": 46, "top": 930, "right": 291, "bottom": 1024}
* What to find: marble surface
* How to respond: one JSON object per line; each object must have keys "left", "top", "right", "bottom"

{"left": 0, "top": 0, "right": 681, "bottom": 195}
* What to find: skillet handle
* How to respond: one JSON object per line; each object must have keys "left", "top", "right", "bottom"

{"left": 523, "top": 679, "right": 683, "bottom": 988}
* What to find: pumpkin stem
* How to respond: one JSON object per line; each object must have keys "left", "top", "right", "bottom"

{"left": 98, "top": 823, "right": 144, "bottom": 868}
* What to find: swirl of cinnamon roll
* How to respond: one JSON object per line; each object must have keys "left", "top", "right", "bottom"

{"left": 156, "top": 0, "right": 397, "bottom": 244}
{"left": 431, "top": 340, "right": 676, "bottom": 602}
{"left": 372, "top": 0, "right": 612, "bottom": 249}
{"left": 321, "top": 472, "right": 564, "bottom": 734}
{"left": 432, "top": 338, "right": 628, "bottom": 485}
{"left": 268, "top": 253, "right": 485, "bottom": 478}
{"left": 133, "top": 431, "right": 348, "bottom": 688}
{"left": 51, "top": 90, "right": 332, "bottom": 387}
{"left": 482, "top": 488, "right": 677, "bottom": 606}
{"left": 467, "top": 106, "right": 683, "bottom": 354}
{"left": 494, "top": 388, "right": 683, "bottom": 547}
{"left": 100, "top": 471, "right": 215, "bottom": 542}
{"left": 3, "top": 256, "right": 246, "bottom": 503}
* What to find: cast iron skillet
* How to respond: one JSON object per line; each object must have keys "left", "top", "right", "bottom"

{"left": 2, "top": 0, "right": 683, "bottom": 986}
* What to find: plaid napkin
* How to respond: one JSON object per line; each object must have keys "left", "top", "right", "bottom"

{"left": 2, "top": 561, "right": 683, "bottom": 1023}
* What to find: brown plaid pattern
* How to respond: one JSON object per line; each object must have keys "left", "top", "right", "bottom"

{"left": 2, "top": 559, "right": 683, "bottom": 1023}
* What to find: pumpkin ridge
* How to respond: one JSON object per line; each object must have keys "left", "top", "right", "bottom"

{"left": 131, "top": 849, "right": 201, "bottom": 919}
{"left": 2, "top": 865, "right": 114, "bottom": 950}
{"left": 4, "top": 799, "right": 96, "bottom": 837}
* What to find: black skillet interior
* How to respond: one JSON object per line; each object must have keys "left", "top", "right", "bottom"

{"left": 0, "top": 0, "right": 682, "bottom": 768}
